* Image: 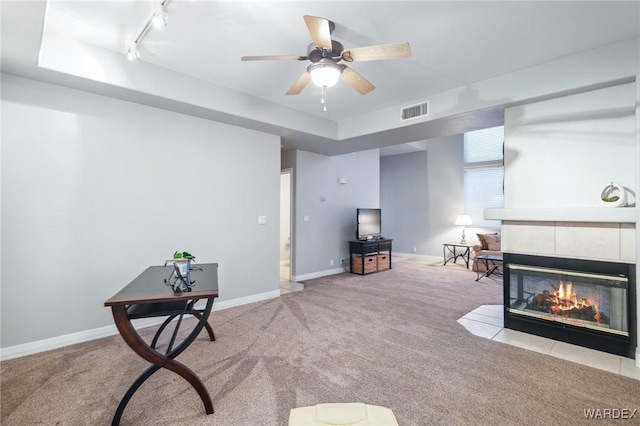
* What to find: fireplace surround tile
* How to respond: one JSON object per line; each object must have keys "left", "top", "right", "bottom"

{"left": 502, "top": 221, "right": 634, "bottom": 263}
{"left": 620, "top": 358, "right": 640, "bottom": 380}
{"left": 502, "top": 221, "right": 555, "bottom": 255}
{"left": 492, "top": 328, "right": 555, "bottom": 355}
{"left": 549, "top": 341, "right": 622, "bottom": 374}
{"left": 456, "top": 318, "right": 502, "bottom": 339}
{"left": 555, "top": 222, "right": 620, "bottom": 261}
{"left": 472, "top": 304, "right": 503, "bottom": 317}
{"left": 620, "top": 223, "right": 636, "bottom": 262}
{"left": 460, "top": 310, "right": 504, "bottom": 327}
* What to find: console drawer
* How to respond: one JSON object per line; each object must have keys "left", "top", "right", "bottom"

{"left": 362, "top": 243, "right": 379, "bottom": 254}
{"left": 378, "top": 241, "right": 391, "bottom": 251}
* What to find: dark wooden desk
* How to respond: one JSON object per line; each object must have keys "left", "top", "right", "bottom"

{"left": 105, "top": 263, "right": 219, "bottom": 425}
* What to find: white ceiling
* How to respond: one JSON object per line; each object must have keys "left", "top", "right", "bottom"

{"left": 2, "top": 1, "right": 640, "bottom": 154}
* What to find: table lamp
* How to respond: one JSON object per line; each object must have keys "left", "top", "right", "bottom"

{"left": 455, "top": 214, "right": 472, "bottom": 244}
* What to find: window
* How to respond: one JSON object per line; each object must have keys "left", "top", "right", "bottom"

{"left": 463, "top": 126, "right": 504, "bottom": 228}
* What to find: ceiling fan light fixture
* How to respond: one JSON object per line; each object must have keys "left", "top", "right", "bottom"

{"left": 308, "top": 62, "right": 342, "bottom": 88}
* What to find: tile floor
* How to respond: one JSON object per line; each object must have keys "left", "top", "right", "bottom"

{"left": 280, "top": 262, "right": 304, "bottom": 294}
{"left": 458, "top": 305, "right": 640, "bottom": 381}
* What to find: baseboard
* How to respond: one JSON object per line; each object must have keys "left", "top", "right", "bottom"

{"left": 292, "top": 267, "right": 345, "bottom": 282}
{"left": 394, "top": 253, "right": 443, "bottom": 263}
{"left": 211, "top": 289, "right": 281, "bottom": 311}
{"left": 0, "top": 289, "right": 281, "bottom": 361}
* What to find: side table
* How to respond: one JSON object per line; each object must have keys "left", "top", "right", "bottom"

{"left": 443, "top": 243, "right": 474, "bottom": 269}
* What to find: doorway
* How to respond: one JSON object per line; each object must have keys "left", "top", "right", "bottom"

{"left": 280, "top": 169, "right": 304, "bottom": 294}
{"left": 280, "top": 170, "right": 291, "bottom": 283}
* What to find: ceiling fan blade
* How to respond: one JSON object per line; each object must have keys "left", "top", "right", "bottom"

{"left": 341, "top": 42, "right": 411, "bottom": 62}
{"left": 241, "top": 55, "right": 307, "bottom": 61}
{"left": 303, "top": 15, "right": 333, "bottom": 50}
{"left": 286, "top": 72, "right": 311, "bottom": 95}
{"left": 340, "top": 66, "right": 375, "bottom": 95}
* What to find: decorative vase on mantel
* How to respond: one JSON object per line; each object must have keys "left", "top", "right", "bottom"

{"left": 599, "top": 182, "right": 627, "bottom": 208}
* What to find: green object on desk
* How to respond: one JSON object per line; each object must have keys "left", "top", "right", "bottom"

{"left": 173, "top": 251, "right": 195, "bottom": 260}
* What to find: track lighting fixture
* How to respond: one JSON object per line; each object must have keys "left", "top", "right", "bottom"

{"left": 124, "top": 0, "right": 170, "bottom": 61}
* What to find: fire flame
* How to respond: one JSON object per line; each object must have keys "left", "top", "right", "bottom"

{"left": 534, "top": 281, "right": 602, "bottom": 324}
{"left": 552, "top": 281, "right": 596, "bottom": 317}
{"left": 554, "top": 281, "right": 592, "bottom": 310}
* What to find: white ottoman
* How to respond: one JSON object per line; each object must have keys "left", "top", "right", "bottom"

{"left": 289, "top": 402, "right": 399, "bottom": 426}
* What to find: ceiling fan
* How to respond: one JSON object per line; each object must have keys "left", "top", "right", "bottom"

{"left": 241, "top": 15, "right": 411, "bottom": 98}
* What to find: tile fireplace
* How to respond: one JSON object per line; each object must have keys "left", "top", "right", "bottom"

{"left": 504, "top": 253, "right": 636, "bottom": 358}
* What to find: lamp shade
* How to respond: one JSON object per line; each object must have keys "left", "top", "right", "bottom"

{"left": 454, "top": 214, "right": 472, "bottom": 226}
{"left": 308, "top": 62, "right": 342, "bottom": 88}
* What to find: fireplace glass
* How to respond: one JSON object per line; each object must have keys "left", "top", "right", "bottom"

{"left": 507, "top": 264, "right": 628, "bottom": 337}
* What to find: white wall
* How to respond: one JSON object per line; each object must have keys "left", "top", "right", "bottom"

{"left": 340, "top": 38, "right": 639, "bottom": 141}
{"left": 293, "top": 149, "right": 380, "bottom": 278}
{"left": 505, "top": 83, "right": 637, "bottom": 208}
{"left": 1, "top": 74, "right": 281, "bottom": 349}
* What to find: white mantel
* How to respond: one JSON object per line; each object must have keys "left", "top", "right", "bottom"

{"left": 486, "top": 208, "right": 639, "bottom": 223}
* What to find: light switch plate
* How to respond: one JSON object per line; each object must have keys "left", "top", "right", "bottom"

{"left": 258, "top": 216, "right": 267, "bottom": 225}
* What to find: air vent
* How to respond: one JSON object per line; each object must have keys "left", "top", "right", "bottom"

{"left": 400, "top": 101, "right": 429, "bottom": 121}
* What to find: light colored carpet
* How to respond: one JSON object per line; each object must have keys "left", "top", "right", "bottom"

{"left": 1, "top": 259, "right": 638, "bottom": 425}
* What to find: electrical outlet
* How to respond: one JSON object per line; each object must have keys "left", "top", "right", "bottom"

{"left": 412, "top": 247, "right": 417, "bottom": 253}
{"left": 340, "top": 258, "right": 345, "bottom": 265}
{"left": 330, "top": 259, "right": 334, "bottom": 267}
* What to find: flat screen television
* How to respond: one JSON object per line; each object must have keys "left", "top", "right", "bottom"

{"left": 356, "top": 208, "right": 382, "bottom": 241}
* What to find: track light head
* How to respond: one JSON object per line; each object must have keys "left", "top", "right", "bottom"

{"left": 126, "top": 41, "right": 140, "bottom": 61}
{"left": 152, "top": 5, "right": 168, "bottom": 28}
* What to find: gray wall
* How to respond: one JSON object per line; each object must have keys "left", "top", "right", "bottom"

{"left": 292, "top": 149, "right": 380, "bottom": 277}
{"left": 381, "top": 135, "right": 465, "bottom": 257}
{"left": 380, "top": 151, "right": 429, "bottom": 254}
{"left": 1, "top": 74, "right": 281, "bottom": 349}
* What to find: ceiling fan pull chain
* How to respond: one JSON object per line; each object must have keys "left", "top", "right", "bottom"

{"left": 321, "top": 86, "right": 327, "bottom": 111}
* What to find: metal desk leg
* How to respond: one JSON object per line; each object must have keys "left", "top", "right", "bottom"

{"left": 110, "top": 298, "right": 215, "bottom": 425}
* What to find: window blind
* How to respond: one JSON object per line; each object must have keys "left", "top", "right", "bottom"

{"left": 464, "top": 126, "right": 504, "bottom": 163}
{"left": 464, "top": 167, "right": 504, "bottom": 228}
{"left": 463, "top": 125, "right": 504, "bottom": 228}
